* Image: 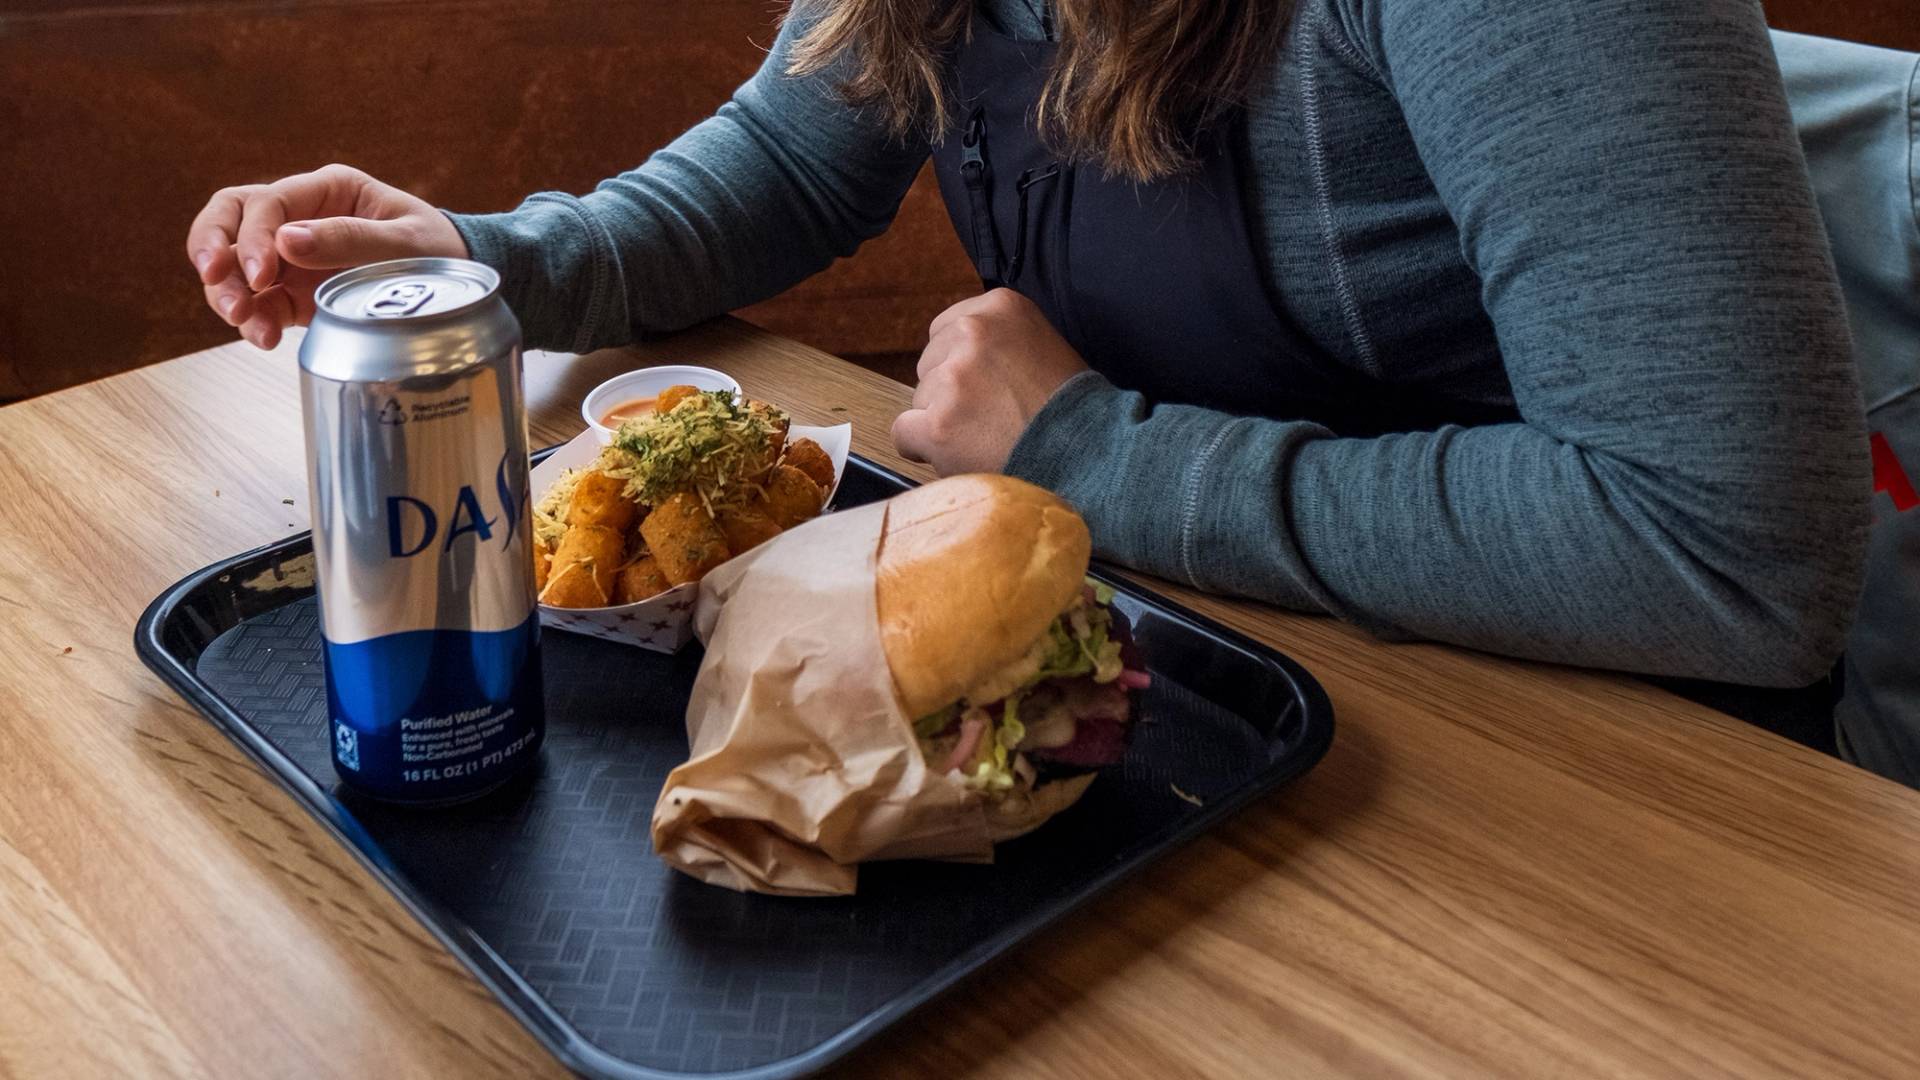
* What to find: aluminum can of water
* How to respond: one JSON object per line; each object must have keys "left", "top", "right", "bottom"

{"left": 299, "top": 257, "right": 543, "bottom": 803}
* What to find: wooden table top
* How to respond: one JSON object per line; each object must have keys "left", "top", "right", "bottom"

{"left": 3, "top": 318, "right": 1918, "bottom": 1079}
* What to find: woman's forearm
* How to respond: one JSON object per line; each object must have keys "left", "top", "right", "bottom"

{"left": 1008, "top": 374, "right": 1864, "bottom": 687}
{"left": 446, "top": 13, "right": 928, "bottom": 353}
{"left": 1010, "top": 0, "right": 1871, "bottom": 687}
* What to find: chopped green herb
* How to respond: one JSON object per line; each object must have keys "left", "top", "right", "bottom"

{"left": 603, "top": 390, "right": 784, "bottom": 514}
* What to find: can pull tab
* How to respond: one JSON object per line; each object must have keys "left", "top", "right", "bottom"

{"left": 362, "top": 280, "right": 436, "bottom": 318}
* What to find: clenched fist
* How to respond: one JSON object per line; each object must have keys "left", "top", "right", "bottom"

{"left": 892, "top": 289, "right": 1091, "bottom": 476}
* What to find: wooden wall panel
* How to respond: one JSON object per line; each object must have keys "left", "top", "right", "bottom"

{"left": 0, "top": 1, "right": 974, "bottom": 400}
{"left": 1765, "top": 1, "right": 1920, "bottom": 52}
{"left": 3, "top": 1, "right": 1911, "bottom": 400}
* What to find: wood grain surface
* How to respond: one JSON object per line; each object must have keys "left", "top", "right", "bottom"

{"left": 2, "top": 319, "right": 1918, "bottom": 1079}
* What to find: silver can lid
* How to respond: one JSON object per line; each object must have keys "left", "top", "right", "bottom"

{"left": 315, "top": 257, "right": 501, "bottom": 324}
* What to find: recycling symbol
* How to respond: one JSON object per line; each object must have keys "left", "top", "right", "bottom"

{"left": 378, "top": 398, "right": 407, "bottom": 426}
{"left": 334, "top": 723, "right": 360, "bottom": 771}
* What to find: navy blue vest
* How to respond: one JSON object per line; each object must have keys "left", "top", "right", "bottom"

{"left": 927, "top": 16, "right": 1463, "bottom": 437}
{"left": 925, "top": 14, "right": 1844, "bottom": 749}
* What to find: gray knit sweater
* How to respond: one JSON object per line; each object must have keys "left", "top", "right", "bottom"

{"left": 450, "top": 0, "right": 1870, "bottom": 687}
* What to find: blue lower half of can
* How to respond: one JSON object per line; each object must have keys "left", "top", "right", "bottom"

{"left": 323, "top": 614, "right": 544, "bottom": 803}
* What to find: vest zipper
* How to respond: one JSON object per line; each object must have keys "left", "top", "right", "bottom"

{"left": 1008, "top": 164, "right": 1061, "bottom": 286}
{"left": 960, "top": 107, "right": 1006, "bottom": 287}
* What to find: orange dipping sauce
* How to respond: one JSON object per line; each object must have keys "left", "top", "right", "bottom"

{"left": 598, "top": 396, "right": 657, "bottom": 428}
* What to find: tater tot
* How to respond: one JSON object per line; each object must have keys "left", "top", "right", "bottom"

{"left": 533, "top": 536, "right": 554, "bottom": 594}
{"left": 566, "top": 469, "right": 639, "bottom": 532}
{"left": 762, "top": 465, "right": 825, "bottom": 529}
{"left": 640, "top": 492, "right": 731, "bottom": 586}
{"left": 782, "top": 437, "right": 834, "bottom": 491}
{"left": 540, "top": 524, "right": 624, "bottom": 608}
{"left": 614, "top": 555, "right": 671, "bottom": 604}
{"left": 656, "top": 384, "right": 701, "bottom": 414}
{"left": 716, "top": 504, "right": 783, "bottom": 555}
{"left": 747, "top": 400, "right": 789, "bottom": 465}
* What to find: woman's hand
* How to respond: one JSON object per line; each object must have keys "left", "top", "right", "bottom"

{"left": 185, "top": 164, "right": 468, "bottom": 350}
{"left": 892, "top": 289, "right": 1091, "bottom": 475}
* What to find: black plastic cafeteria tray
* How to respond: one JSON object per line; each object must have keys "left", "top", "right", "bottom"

{"left": 136, "top": 453, "right": 1334, "bottom": 1080}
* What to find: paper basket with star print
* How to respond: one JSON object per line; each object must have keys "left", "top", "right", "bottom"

{"left": 528, "top": 421, "right": 852, "bottom": 651}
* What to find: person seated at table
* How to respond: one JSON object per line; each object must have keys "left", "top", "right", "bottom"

{"left": 186, "top": 0, "right": 1871, "bottom": 728}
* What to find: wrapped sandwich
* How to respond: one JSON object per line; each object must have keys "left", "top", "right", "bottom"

{"left": 651, "top": 474, "right": 1148, "bottom": 896}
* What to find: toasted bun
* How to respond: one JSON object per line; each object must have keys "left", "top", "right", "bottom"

{"left": 876, "top": 475, "right": 1092, "bottom": 719}
{"left": 984, "top": 774, "right": 1096, "bottom": 843}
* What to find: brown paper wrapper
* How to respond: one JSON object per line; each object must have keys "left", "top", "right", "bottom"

{"left": 650, "top": 501, "right": 994, "bottom": 896}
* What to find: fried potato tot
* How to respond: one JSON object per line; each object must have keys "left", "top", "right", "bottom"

{"left": 534, "top": 536, "right": 554, "bottom": 594}
{"left": 782, "top": 437, "right": 834, "bottom": 491}
{"left": 716, "top": 504, "right": 783, "bottom": 555}
{"left": 747, "top": 400, "right": 790, "bottom": 465}
{"left": 640, "top": 492, "right": 731, "bottom": 586}
{"left": 762, "top": 464, "right": 825, "bottom": 529}
{"left": 614, "top": 555, "right": 671, "bottom": 604}
{"left": 566, "top": 469, "right": 639, "bottom": 532}
{"left": 540, "top": 523, "right": 624, "bottom": 607}
{"left": 656, "top": 384, "right": 701, "bottom": 414}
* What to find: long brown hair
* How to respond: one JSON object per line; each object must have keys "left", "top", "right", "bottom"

{"left": 786, "top": 0, "right": 1294, "bottom": 181}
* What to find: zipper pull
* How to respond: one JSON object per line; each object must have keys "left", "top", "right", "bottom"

{"left": 957, "top": 107, "right": 1004, "bottom": 286}
{"left": 961, "top": 108, "right": 987, "bottom": 181}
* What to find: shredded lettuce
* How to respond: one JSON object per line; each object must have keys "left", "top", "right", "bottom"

{"left": 1030, "top": 592, "right": 1122, "bottom": 686}
{"left": 963, "top": 758, "right": 1015, "bottom": 792}
{"left": 920, "top": 578, "right": 1127, "bottom": 789}
{"left": 949, "top": 711, "right": 1004, "bottom": 789}
{"left": 913, "top": 704, "right": 957, "bottom": 740}
{"left": 997, "top": 693, "right": 1026, "bottom": 749}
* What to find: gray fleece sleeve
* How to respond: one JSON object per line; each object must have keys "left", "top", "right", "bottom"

{"left": 445, "top": 13, "right": 929, "bottom": 354}
{"left": 1008, "top": 0, "right": 1870, "bottom": 686}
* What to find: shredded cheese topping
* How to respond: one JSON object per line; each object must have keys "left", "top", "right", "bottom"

{"left": 604, "top": 390, "right": 784, "bottom": 515}
{"left": 532, "top": 467, "right": 584, "bottom": 549}
{"left": 531, "top": 390, "right": 789, "bottom": 551}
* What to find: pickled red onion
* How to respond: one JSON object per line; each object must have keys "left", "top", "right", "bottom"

{"left": 943, "top": 712, "right": 987, "bottom": 773}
